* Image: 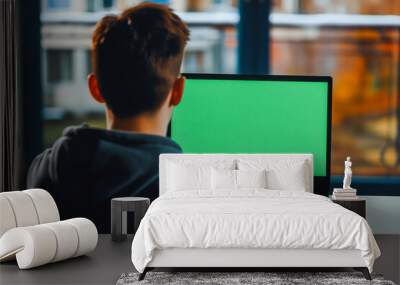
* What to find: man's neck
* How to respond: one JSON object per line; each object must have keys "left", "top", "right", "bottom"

{"left": 106, "top": 110, "right": 169, "bottom": 137}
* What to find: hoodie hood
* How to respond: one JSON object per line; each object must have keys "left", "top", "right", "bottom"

{"left": 27, "top": 124, "right": 182, "bottom": 233}
{"left": 62, "top": 124, "right": 181, "bottom": 150}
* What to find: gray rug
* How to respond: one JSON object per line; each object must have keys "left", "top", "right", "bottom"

{"left": 117, "top": 272, "right": 396, "bottom": 285}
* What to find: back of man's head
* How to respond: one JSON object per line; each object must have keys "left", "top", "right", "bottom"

{"left": 92, "top": 3, "right": 190, "bottom": 118}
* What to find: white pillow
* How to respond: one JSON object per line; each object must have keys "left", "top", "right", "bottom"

{"left": 211, "top": 169, "right": 268, "bottom": 190}
{"left": 237, "top": 169, "right": 267, "bottom": 189}
{"left": 238, "top": 159, "right": 308, "bottom": 191}
{"left": 211, "top": 169, "right": 236, "bottom": 190}
{"left": 167, "top": 162, "right": 211, "bottom": 191}
{"left": 266, "top": 166, "right": 307, "bottom": 191}
{"left": 166, "top": 160, "right": 236, "bottom": 192}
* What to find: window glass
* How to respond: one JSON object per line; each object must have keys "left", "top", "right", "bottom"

{"left": 41, "top": 0, "right": 238, "bottom": 148}
{"left": 47, "top": 0, "right": 71, "bottom": 10}
{"left": 87, "top": 0, "right": 96, "bottom": 12}
{"left": 40, "top": 0, "right": 399, "bottom": 178}
{"left": 85, "top": 50, "right": 92, "bottom": 79}
{"left": 271, "top": 0, "right": 400, "bottom": 176}
{"left": 103, "top": 0, "right": 114, "bottom": 8}
{"left": 46, "top": 49, "right": 73, "bottom": 83}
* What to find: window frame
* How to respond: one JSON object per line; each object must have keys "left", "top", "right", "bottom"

{"left": 331, "top": 176, "right": 400, "bottom": 196}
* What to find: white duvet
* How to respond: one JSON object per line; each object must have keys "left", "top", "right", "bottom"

{"left": 131, "top": 190, "right": 380, "bottom": 273}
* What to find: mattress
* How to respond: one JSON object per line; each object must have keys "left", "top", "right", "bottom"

{"left": 131, "top": 190, "right": 380, "bottom": 273}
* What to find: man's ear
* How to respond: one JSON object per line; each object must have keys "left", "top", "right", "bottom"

{"left": 169, "top": 76, "right": 185, "bottom": 107}
{"left": 88, "top": 73, "right": 105, "bottom": 103}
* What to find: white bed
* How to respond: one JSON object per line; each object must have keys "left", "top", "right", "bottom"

{"left": 131, "top": 154, "right": 380, "bottom": 280}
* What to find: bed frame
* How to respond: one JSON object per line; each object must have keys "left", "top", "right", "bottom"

{"left": 139, "top": 154, "right": 372, "bottom": 281}
{"left": 139, "top": 249, "right": 371, "bottom": 280}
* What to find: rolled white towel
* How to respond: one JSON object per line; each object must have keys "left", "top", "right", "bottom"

{"left": 0, "top": 218, "right": 98, "bottom": 269}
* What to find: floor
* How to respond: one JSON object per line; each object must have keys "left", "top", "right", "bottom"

{"left": 374, "top": 235, "right": 400, "bottom": 284}
{"left": 0, "top": 235, "right": 134, "bottom": 285}
{"left": 0, "top": 234, "right": 399, "bottom": 285}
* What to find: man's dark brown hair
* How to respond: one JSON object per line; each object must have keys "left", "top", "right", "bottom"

{"left": 92, "top": 2, "right": 190, "bottom": 118}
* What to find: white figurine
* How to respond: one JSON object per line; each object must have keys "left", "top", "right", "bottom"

{"left": 343, "top": 156, "right": 353, "bottom": 190}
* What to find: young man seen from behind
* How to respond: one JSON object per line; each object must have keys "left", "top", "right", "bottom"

{"left": 27, "top": 3, "right": 190, "bottom": 233}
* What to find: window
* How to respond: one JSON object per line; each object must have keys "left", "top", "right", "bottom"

{"left": 41, "top": 0, "right": 238, "bottom": 148}
{"left": 39, "top": 0, "right": 400, "bottom": 183}
{"left": 85, "top": 50, "right": 92, "bottom": 78}
{"left": 87, "top": 0, "right": 107, "bottom": 12}
{"left": 103, "top": 0, "right": 114, "bottom": 9}
{"left": 47, "top": 0, "right": 71, "bottom": 10}
{"left": 87, "top": 0, "right": 96, "bottom": 12}
{"left": 46, "top": 49, "right": 73, "bottom": 83}
{"left": 271, "top": 1, "right": 400, "bottom": 178}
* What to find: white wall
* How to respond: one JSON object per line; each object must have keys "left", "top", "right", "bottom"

{"left": 365, "top": 196, "right": 400, "bottom": 234}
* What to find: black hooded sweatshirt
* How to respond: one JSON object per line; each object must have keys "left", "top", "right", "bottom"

{"left": 27, "top": 125, "right": 182, "bottom": 233}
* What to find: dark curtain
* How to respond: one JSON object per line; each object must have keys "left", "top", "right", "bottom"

{"left": 0, "top": 0, "right": 20, "bottom": 192}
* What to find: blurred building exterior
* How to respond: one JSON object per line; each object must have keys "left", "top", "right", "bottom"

{"left": 41, "top": 0, "right": 236, "bottom": 116}
{"left": 273, "top": 0, "right": 400, "bottom": 15}
{"left": 41, "top": 0, "right": 400, "bottom": 177}
{"left": 272, "top": 0, "right": 400, "bottom": 175}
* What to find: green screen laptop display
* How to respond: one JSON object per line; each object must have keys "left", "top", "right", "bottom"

{"left": 171, "top": 75, "right": 331, "bottom": 177}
